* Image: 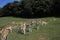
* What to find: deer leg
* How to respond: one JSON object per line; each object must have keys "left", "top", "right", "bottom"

{"left": 23, "top": 29, "right": 26, "bottom": 34}
{"left": 29, "top": 25, "right": 32, "bottom": 32}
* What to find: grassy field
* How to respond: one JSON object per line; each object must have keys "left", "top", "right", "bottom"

{"left": 0, "top": 17, "right": 60, "bottom": 40}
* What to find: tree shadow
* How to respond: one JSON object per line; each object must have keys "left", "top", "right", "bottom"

{"left": 51, "top": 36, "right": 60, "bottom": 40}
{"left": 17, "top": 30, "right": 24, "bottom": 34}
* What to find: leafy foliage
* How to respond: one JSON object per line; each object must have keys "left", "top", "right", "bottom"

{"left": 0, "top": 0, "right": 60, "bottom": 18}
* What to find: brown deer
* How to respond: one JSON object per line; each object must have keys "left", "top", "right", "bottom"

{"left": 18, "top": 22, "right": 26, "bottom": 34}
{"left": 3, "top": 25, "right": 12, "bottom": 32}
{"left": 0, "top": 29, "right": 9, "bottom": 40}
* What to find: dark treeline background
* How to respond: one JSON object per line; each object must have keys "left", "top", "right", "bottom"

{"left": 0, "top": 0, "right": 60, "bottom": 18}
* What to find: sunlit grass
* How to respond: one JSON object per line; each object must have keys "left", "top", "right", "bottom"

{"left": 0, "top": 17, "right": 60, "bottom": 40}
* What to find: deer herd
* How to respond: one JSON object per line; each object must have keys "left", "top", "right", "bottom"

{"left": 0, "top": 18, "right": 56, "bottom": 40}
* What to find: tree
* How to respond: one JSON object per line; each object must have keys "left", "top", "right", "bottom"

{"left": 0, "top": 8, "right": 4, "bottom": 17}
{"left": 2, "top": 0, "right": 59, "bottom": 18}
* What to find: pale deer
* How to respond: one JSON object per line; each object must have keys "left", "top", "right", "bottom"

{"left": 0, "top": 29, "right": 9, "bottom": 40}
{"left": 3, "top": 25, "right": 12, "bottom": 32}
{"left": 18, "top": 22, "right": 26, "bottom": 34}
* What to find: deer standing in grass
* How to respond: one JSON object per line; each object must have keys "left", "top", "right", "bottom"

{"left": 3, "top": 25, "right": 12, "bottom": 32}
{"left": 18, "top": 22, "right": 26, "bottom": 34}
{"left": 26, "top": 21, "right": 33, "bottom": 32}
{"left": 0, "top": 25, "right": 12, "bottom": 40}
{"left": 0, "top": 29, "right": 9, "bottom": 40}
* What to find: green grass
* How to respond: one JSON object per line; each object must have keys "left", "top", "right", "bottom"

{"left": 0, "top": 17, "right": 60, "bottom": 40}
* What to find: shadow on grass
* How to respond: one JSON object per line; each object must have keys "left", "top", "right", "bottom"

{"left": 51, "top": 36, "right": 60, "bottom": 40}
{"left": 17, "top": 30, "right": 24, "bottom": 34}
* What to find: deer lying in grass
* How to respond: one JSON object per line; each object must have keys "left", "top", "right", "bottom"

{"left": 50, "top": 18, "right": 56, "bottom": 22}
{"left": 52, "top": 18, "right": 56, "bottom": 21}
{"left": 41, "top": 21, "right": 48, "bottom": 26}
{"left": 39, "top": 19, "right": 48, "bottom": 26}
